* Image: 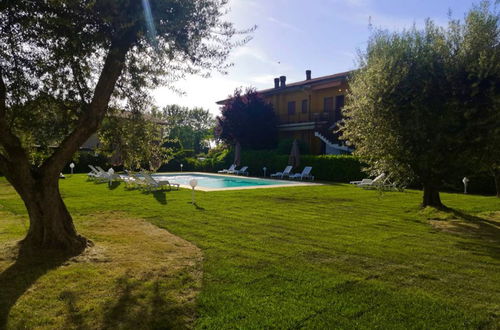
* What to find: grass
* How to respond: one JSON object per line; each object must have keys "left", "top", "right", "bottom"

{"left": 0, "top": 175, "right": 499, "bottom": 329}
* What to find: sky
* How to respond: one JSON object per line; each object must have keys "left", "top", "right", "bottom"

{"left": 152, "top": 0, "right": 481, "bottom": 115}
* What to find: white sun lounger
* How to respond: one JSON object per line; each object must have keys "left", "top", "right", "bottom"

{"left": 218, "top": 164, "right": 236, "bottom": 174}
{"left": 141, "top": 172, "right": 180, "bottom": 191}
{"left": 289, "top": 166, "right": 314, "bottom": 180}
{"left": 230, "top": 166, "right": 249, "bottom": 176}
{"left": 270, "top": 166, "right": 293, "bottom": 179}
{"left": 351, "top": 173, "right": 385, "bottom": 186}
{"left": 87, "top": 165, "right": 100, "bottom": 180}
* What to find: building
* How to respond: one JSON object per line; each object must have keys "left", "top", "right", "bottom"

{"left": 217, "top": 70, "right": 353, "bottom": 155}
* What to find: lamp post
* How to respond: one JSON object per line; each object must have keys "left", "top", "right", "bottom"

{"left": 69, "top": 162, "right": 75, "bottom": 175}
{"left": 263, "top": 167, "right": 267, "bottom": 177}
{"left": 462, "top": 177, "right": 469, "bottom": 194}
{"left": 180, "top": 163, "right": 184, "bottom": 172}
{"left": 189, "top": 178, "right": 198, "bottom": 204}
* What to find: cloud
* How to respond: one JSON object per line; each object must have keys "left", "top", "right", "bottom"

{"left": 267, "top": 16, "right": 304, "bottom": 33}
{"left": 250, "top": 74, "right": 277, "bottom": 85}
{"left": 326, "top": 0, "right": 443, "bottom": 31}
{"left": 231, "top": 46, "right": 274, "bottom": 65}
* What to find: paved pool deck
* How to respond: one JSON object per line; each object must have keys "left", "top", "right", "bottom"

{"left": 155, "top": 172, "right": 321, "bottom": 192}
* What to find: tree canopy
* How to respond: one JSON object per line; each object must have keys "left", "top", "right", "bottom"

{"left": 341, "top": 1, "right": 500, "bottom": 207}
{"left": 161, "top": 105, "right": 215, "bottom": 154}
{"left": 216, "top": 88, "right": 278, "bottom": 150}
{"left": 0, "top": 0, "right": 248, "bottom": 252}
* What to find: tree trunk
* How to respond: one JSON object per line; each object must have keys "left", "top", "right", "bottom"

{"left": 494, "top": 169, "right": 500, "bottom": 198}
{"left": 422, "top": 183, "right": 443, "bottom": 208}
{"left": 19, "top": 177, "right": 87, "bottom": 254}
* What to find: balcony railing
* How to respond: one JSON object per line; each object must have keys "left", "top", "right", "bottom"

{"left": 278, "top": 111, "right": 333, "bottom": 125}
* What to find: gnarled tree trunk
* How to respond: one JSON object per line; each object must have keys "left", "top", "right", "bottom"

{"left": 0, "top": 32, "right": 133, "bottom": 253}
{"left": 19, "top": 177, "right": 87, "bottom": 253}
{"left": 422, "top": 183, "right": 443, "bottom": 208}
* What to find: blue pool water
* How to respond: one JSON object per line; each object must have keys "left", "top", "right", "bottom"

{"left": 151, "top": 173, "right": 295, "bottom": 189}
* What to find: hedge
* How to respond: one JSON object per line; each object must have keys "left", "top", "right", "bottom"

{"left": 235, "top": 151, "right": 364, "bottom": 182}
{"left": 57, "top": 148, "right": 496, "bottom": 195}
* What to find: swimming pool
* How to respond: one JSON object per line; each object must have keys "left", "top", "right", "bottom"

{"left": 151, "top": 173, "right": 317, "bottom": 191}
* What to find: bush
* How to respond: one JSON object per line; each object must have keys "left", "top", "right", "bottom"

{"left": 237, "top": 150, "right": 364, "bottom": 182}
{"left": 62, "top": 151, "right": 110, "bottom": 174}
{"left": 276, "top": 138, "right": 311, "bottom": 155}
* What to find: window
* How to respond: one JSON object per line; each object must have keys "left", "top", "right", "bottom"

{"left": 324, "top": 97, "right": 333, "bottom": 112}
{"left": 301, "top": 99, "right": 308, "bottom": 113}
{"left": 287, "top": 101, "right": 296, "bottom": 115}
{"left": 334, "top": 95, "right": 345, "bottom": 121}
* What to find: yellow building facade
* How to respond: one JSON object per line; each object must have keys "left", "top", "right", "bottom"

{"left": 218, "top": 70, "right": 353, "bottom": 155}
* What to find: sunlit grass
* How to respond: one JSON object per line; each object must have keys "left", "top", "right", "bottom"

{"left": 0, "top": 175, "right": 499, "bottom": 329}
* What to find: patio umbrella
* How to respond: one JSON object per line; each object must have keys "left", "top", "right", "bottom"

{"left": 288, "top": 139, "right": 300, "bottom": 168}
{"left": 109, "top": 146, "right": 123, "bottom": 167}
{"left": 234, "top": 141, "right": 241, "bottom": 166}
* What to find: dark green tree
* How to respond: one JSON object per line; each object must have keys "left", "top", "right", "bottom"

{"left": 216, "top": 88, "right": 278, "bottom": 150}
{"left": 0, "top": 0, "right": 248, "bottom": 252}
{"left": 341, "top": 1, "right": 499, "bottom": 207}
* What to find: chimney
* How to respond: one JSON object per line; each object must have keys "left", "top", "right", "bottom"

{"left": 279, "top": 75, "right": 286, "bottom": 88}
{"left": 274, "top": 78, "right": 280, "bottom": 89}
{"left": 306, "top": 70, "right": 312, "bottom": 80}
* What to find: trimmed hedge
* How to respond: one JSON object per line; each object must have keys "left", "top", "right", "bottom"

{"left": 158, "top": 149, "right": 364, "bottom": 183}
{"left": 237, "top": 151, "right": 364, "bottom": 182}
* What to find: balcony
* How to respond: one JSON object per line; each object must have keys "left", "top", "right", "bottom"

{"left": 278, "top": 111, "right": 334, "bottom": 125}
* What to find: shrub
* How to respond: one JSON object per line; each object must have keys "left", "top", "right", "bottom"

{"left": 62, "top": 151, "right": 110, "bottom": 174}
{"left": 236, "top": 150, "right": 364, "bottom": 182}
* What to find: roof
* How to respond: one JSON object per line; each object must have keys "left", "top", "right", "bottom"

{"left": 216, "top": 70, "right": 352, "bottom": 105}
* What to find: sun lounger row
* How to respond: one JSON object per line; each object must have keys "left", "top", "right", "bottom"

{"left": 88, "top": 165, "right": 179, "bottom": 191}
{"left": 218, "top": 165, "right": 249, "bottom": 176}
{"left": 350, "top": 173, "right": 400, "bottom": 190}
{"left": 121, "top": 171, "right": 179, "bottom": 191}
{"left": 270, "top": 166, "right": 314, "bottom": 181}
{"left": 87, "top": 165, "right": 120, "bottom": 184}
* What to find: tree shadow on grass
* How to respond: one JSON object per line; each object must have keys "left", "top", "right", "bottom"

{"left": 141, "top": 190, "right": 168, "bottom": 205}
{"left": 60, "top": 290, "right": 87, "bottom": 330}
{"left": 436, "top": 208, "right": 500, "bottom": 260}
{"left": 0, "top": 245, "right": 76, "bottom": 328}
{"left": 100, "top": 274, "right": 194, "bottom": 329}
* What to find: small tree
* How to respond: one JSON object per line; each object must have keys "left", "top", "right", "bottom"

{"left": 161, "top": 105, "right": 215, "bottom": 154}
{"left": 216, "top": 88, "right": 278, "bottom": 149}
{"left": 341, "top": 1, "right": 499, "bottom": 207}
{"left": 0, "top": 0, "right": 248, "bottom": 253}
{"left": 97, "top": 111, "right": 173, "bottom": 171}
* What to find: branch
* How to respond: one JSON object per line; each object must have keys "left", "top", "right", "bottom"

{"left": 0, "top": 68, "right": 32, "bottom": 178}
{"left": 41, "top": 34, "right": 135, "bottom": 177}
{"left": 0, "top": 66, "right": 6, "bottom": 119}
{"left": 70, "top": 59, "right": 88, "bottom": 103}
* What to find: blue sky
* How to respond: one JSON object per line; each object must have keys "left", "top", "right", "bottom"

{"left": 153, "top": 0, "right": 480, "bottom": 114}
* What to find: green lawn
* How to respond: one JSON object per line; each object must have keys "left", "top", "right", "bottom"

{"left": 0, "top": 175, "right": 499, "bottom": 329}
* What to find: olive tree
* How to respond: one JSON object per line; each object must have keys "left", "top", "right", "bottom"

{"left": 341, "top": 1, "right": 499, "bottom": 207}
{"left": 0, "top": 0, "right": 248, "bottom": 253}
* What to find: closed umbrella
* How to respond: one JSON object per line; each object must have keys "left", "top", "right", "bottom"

{"left": 234, "top": 141, "right": 241, "bottom": 166}
{"left": 110, "top": 146, "right": 123, "bottom": 167}
{"left": 288, "top": 139, "right": 300, "bottom": 168}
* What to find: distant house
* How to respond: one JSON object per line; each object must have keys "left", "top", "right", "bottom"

{"left": 217, "top": 70, "right": 352, "bottom": 155}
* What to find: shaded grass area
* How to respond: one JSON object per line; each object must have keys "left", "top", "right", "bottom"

{"left": 0, "top": 175, "right": 499, "bottom": 329}
{"left": 0, "top": 196, "right": 202, "bottom": 329}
